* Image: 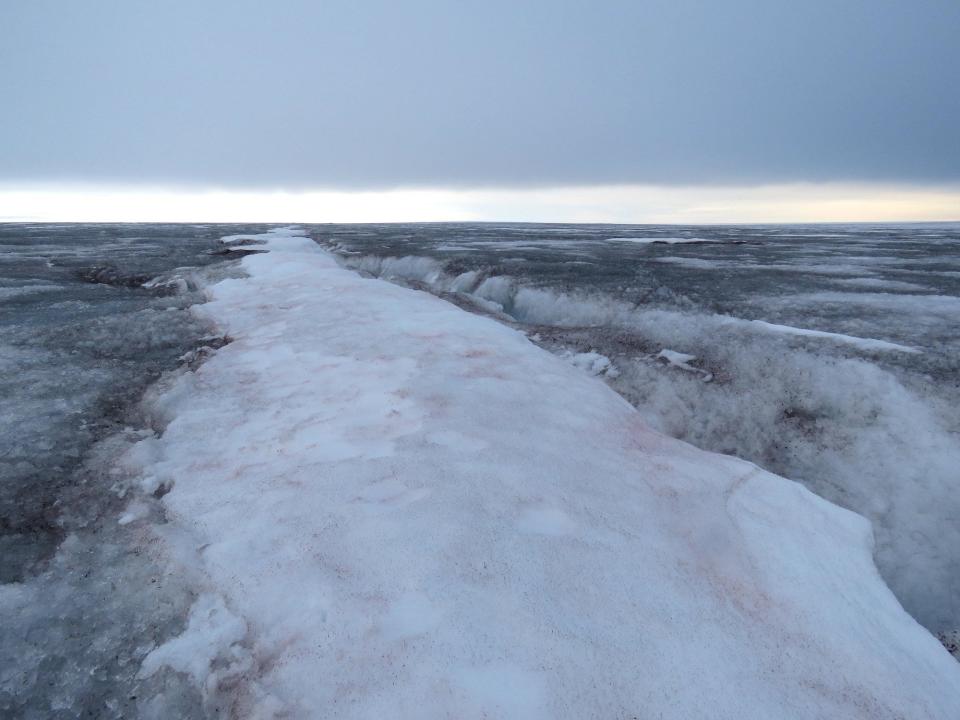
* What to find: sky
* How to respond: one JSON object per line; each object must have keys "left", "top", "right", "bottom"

{"left": 1, "top": 1, "right": 958, "bottom": 222}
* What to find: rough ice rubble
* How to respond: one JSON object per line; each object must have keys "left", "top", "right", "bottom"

{"left": 126, "top": 228, "right": 960, "bottom": 719}
{"left": 0, "top": 228, "right": 244, "bottom": 719}
{"left": 655, "top": 349, "right": 714, "bottom": 381}
{"left": 335, "top": 251, "right": 923, "bottom": 355}
{"left": 139, "top": 594, "right": 249, "bottom": 690}
{"left": 607, "top": 331, "right": 960, "bottom": 631}
{"left": 558, "top": 349, "right": 620, "bottom": 377}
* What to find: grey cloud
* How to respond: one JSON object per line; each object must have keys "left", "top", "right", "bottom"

{"left": 1, "top": 0, "right": 958, "bottom": 188}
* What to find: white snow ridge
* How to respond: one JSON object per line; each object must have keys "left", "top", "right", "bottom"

{"left": 127, "top": 228, "right": 960, "bottom": 719}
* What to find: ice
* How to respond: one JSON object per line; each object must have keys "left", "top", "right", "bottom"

{"left": 449, "top": 270, "right": 481, "bottom": 292}
{"left": 560, "top": 349, "right": 620, "bottom": 377}
{"left": 656, "top": 348, "right": 714, "bottom": 381}
{"left": 0, "top": 432, "right": 207, "bottom": 720}
{"left": 333, "top": 251, "right": 925, "bottom": 356}
{"left": 326, "top": 245, "right": 959, "bottom": 630}
{"left": 657, "top": 348, "right": 697, "bottom": 365}
{"left": 474, "top": 275, "right": 516, "bottom": 306}
{"left": 139, "top": 593, "right": 249, "bottom": 689}
{"left": 511, "top": 286, "right": 920, "bottom": 355}
{"left": 750, "top": 262, "right": 884, "bottom": 276}
{"left": 117, "top": 499, "right": 150, "bottom": 525}
{"left": 654, "top": 256, "right": 727, "bottom": 269}
{"left": 218, "top": 233, "right": 271, "bottom": 245}
{"left": 0, "top": 283, "right": 62, "bottom": 299}
{"left": 352, "top": 254, "right": 446, "bottom": 285}
{"left": 654, "top": 259, "right": 912, "bottom": 277}
{"left": 0, "top": 223, "right": 246, "bottom": 718}
{"left": 124, "top": 228, "right": 960, "bottom": 718}
{"left": 608, "top": 342, "right": 960, "bottom": 630}
{"left": 786, "top": 291, "right": 960, "bottom": 316}
{"left": 606, "top": 236, "right": 717, "bottom": 244}
{"left": 742, "top": 319, "right": 920, "bottom": 354}
{"left": 830, "top": 277, "right": 931, "bottom": 292}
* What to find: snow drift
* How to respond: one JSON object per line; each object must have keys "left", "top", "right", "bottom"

{"left": 123, "top": 229, "right": 960, "bottom": 718}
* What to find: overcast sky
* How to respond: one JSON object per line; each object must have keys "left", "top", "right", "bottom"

{"left": 1, "top": 1, "right": 958, "bottom": 220}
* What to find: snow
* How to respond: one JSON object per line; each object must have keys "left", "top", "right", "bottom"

{"left": 139, "top": 594, "right": 249, "bottom": 689}
{"left": 339, "top": 253, "right": 923, "bottom": 356}
{"left": 560, "top": 350, "right": 620, "bottom": 377}
{"left": 657, "top": 348, "right": 697, "bottom": 365}
{"left": 742, "top": 319, "right": 921, "bottom": 354}
{"left": 126, "top": 228, "right": 960, "bottom": 718}
{"left": 656, "top": 348, "right": 714, "bottom": 381}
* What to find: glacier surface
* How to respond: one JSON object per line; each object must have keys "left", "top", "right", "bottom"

{"left": 122, "top": 228, "right": 960, "bottom": 718}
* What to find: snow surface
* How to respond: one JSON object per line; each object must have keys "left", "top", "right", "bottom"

{"left": 125, "top": 228, "right": 960, "bottom": 718}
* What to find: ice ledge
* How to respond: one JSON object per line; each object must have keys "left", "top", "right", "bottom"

{"left": 126, "top": 227, "right": 960, "bottom": 719}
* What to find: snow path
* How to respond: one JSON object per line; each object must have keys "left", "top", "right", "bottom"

{"left": 127, "top": 228, "right": 960, "bottom": 719}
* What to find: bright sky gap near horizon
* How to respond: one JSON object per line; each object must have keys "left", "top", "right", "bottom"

{"left": 1, "top": 1, "right": 959, "bottom": 222}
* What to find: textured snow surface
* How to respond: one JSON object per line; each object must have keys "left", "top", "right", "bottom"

{"left": 126, "top": 228, "right": 960, "bottom": 719}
